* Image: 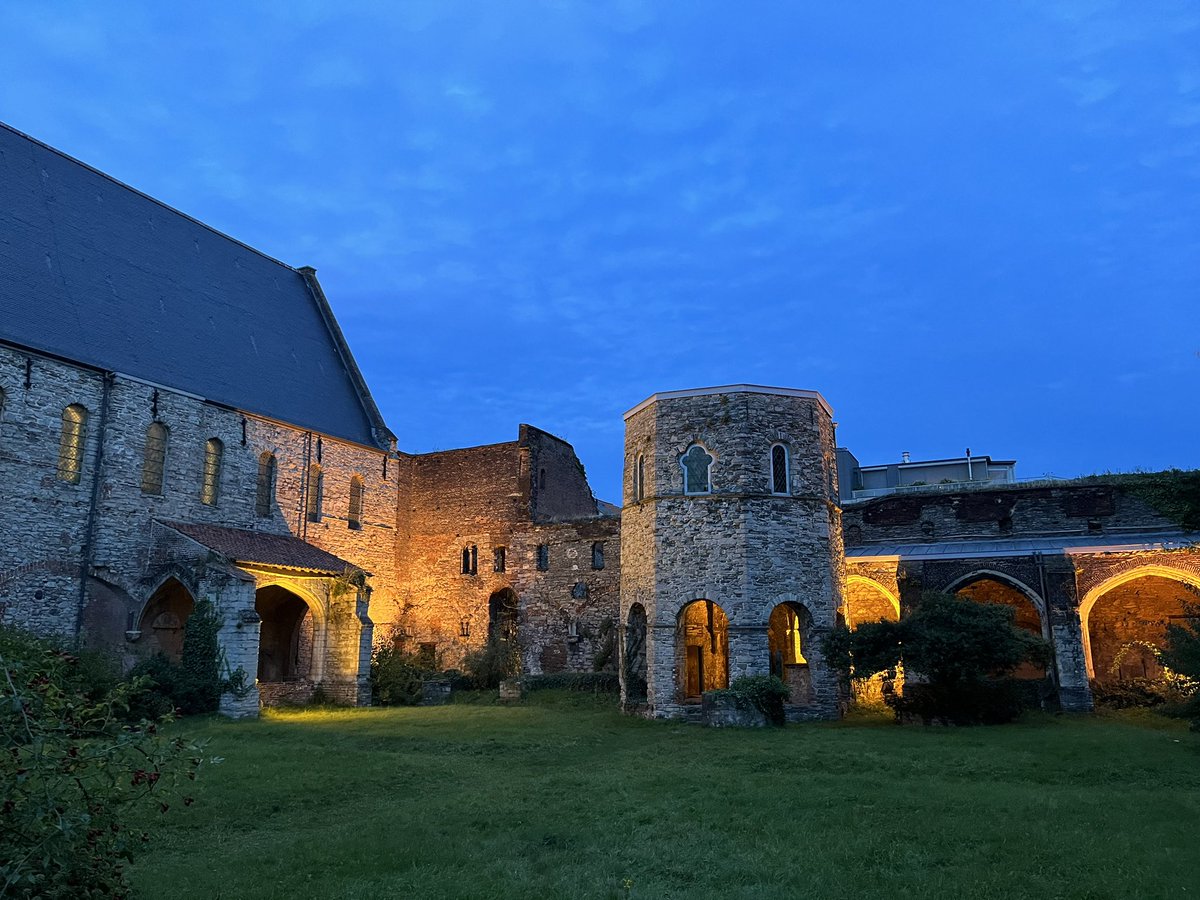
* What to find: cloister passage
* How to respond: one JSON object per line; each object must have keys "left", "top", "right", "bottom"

{"left": 624, "top": 603, "right": 648, "bottom": 704}
{"left": 952, "top": 574, "right": 1046, "bottom": 679}
{"left": 1083, "top": 571, "right": 1200, "bottom": 682}
{"left": 138, "top": 577, "right": 195, "bottom": 662}
{"left": 768, "top": 601, "right": 815, "bottom": 704}
{"left": 255, "top": 585, "right": 317, "bottom": 682}
{"left": 677, "top": 600, "right": 728, "bottom": 699}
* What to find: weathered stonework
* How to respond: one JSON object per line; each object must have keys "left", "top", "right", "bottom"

{"left": 618, "top": 387, "right": 843, "bottom": 720}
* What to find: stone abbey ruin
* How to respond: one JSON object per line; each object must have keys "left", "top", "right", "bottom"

{"left": 2, "top": 121, "right": 1197, "bottom": 719}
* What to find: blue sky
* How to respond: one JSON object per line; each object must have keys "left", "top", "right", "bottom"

{"left": 2, "top": 2, "right": 1197, "bottom": 502}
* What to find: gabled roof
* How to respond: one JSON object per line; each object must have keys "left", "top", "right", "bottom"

{"left": 0, "top": 122, "right": 393, "bottom": 450}
{"left": 162, "top": 521, "right": 361, "bottom": 575}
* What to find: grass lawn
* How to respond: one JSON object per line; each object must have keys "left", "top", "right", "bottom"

{"left": 127, "top": 695, "right": 1200, "bottom": 899}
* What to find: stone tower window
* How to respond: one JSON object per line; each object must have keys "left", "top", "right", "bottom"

{"left": 141, "top": 421, "right": 169, "bottom": 495}
{"left": 461, "top": 545, "right": 478, "bottom": 575}
{"left": 538, "top": 467, "right": 547, "bottom": 490}
{"left": 537, "top": 544, "right": 550, "bottom": 571}
{"left": 494, "top": 546, "right": 506, "bottom": 573}
{"left": 0, "top": 386, "right": 5, "bottom": 423}
{"left": 635, "top": 454, "right": 645, "bottom": 502}
{"left": 681, "top": 444, "right": 713, "bottom": 495}
{"left": 201, "top": 438, "right": 223, "bottom": 506}
{"left": 592, "top": 541, "right": 605, "bottom": 570}
{"left": 306, "top": 463, "right": 323, "bottom": 523}
{"left": 771, "top": 444, "right": 789, "bottom": 495}
{"left": 58, "top": 404, "right": 88, "bottom": 483}
{"left": 348, "top": 475, "right": 364, "bottom": 530}
{"left": 256, "top": 452, "right": 276, "bottom": 518}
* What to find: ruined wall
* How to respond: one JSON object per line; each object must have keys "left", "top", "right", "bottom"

{"left": 843, "top": 484, "right": 1177, "bottom": 546}
{"left": 620, "top": 388, "right": 842, "bottom": 720}
{"left": 394, "top": 428, "right": 618, "bottom": 673}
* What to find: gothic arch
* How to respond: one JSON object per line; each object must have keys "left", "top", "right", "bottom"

{"left": 1079, "top": 565, "right": 1200, "bottom": 679}
{"left": 843, "top": 575, "right": 900, "bottom": 625}
{"left": 943, "top": 569, "right": 1048, "bottom": 638}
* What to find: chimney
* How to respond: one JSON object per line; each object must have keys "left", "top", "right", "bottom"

{"left": 902, "top": 451, "right": 911, "bottom": 464}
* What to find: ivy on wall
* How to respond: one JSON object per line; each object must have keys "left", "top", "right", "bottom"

{"left": 1084, "top": 470, "right": 1200, "bottom": 531}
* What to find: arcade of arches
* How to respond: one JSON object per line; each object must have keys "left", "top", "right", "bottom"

{"left": 843, "top": 577, "right": 899, "bottom": 627}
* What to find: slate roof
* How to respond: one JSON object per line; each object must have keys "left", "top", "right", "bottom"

{"left": 847, "top": 531, "right": 1197, "bottom": 561}
{"left": 162, "top": 521, "right": 361, "bottom": 575}
{"left": 0, "top": 122, "right": 391, "bottom": 449}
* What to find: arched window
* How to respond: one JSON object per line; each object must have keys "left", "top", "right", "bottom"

{"left": 461, "top": 545, "right": 478, "bottom": 575}
{"left": 635, "top": 454, "right": 645, "bottom": 502}
{"left": 770, "top": 444, "right": 789, "bottom": 495}
{"left": 348, "top": 475, "right": 364, "bottom": 530}
{"left": 58, "top": 404, "right": 88, "bottom": 483}
{"left": 256, "top": 452, "right": 276, "bottom": 518}
{"left": 141, "top": 422, "right": 169, "bottom": 495}
{"left": 538, "top": 467, "right": 547, "bottom": 490}
{"left": 201, "top": 438, "right": 223, "bottom": 506}
{"left": 306, "top": 463, "right": 323, "bottom": 523}
{"left": 680, "top": 444, "right": 713, "bottom": 495}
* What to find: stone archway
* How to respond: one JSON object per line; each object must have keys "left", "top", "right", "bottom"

{"left": 488, "top": 588, "right": 519, "bottom": 642}
{"left": 623, "top": 603, "right": 648, "bottom": 705}
{"left": 768, "top": 601, "right": 816, "bottom": 704}
{"left": 946, "top": 571, "right": 1047, "bottom": 679}
{"left": 843, "top": 575, "right": 900, "bottom": 627}
{"left": 676, "top": 599, "right": 729, "bottom": 699}
{"left": 255, "top": 584, "right": 322, "bottom": 684}
{"left": 137, "top": 577, "right": 196, "bottom": 663}
{"left": 1079, "top": 567, "right": 1200, "bottom": 681}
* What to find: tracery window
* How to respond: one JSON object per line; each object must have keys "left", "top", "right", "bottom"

{"left": 680, "top": 444, "right": 713, "bottom": 495}
{"left": 201, "top": 438, "right": 223, "bottom": 506}
{"left": 58, "top": 404, "right": 88, "bottom": 483}
{"left": 771, "top": 444, "right": 789, "bottom": 495}
{"left": 256, "top": 453, "right": 277, "bottom": 518}
{"left": 348, "top": 475, "right": 364, "bottom": 530}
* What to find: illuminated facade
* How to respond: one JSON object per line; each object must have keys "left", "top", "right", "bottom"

{"left": 2, "top": 122, "right": 1197, "bottom": 719}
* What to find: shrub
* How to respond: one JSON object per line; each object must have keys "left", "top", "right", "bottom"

{"left": 462, "top": 633, "right": 521, "bottom": 689}
{"left": 370, "top": 636, "right": 439, "bottom": 706}
{"left": 1, "top": 625, "right": 215, "bottom": 898}
{"left": 705, "top": 675, "right": 791, "bottom": 726}
{"left": 523, "top": 672, "right": 619, "bottom": 694}
{"left": 127, "top": 598, "right": 246, "bottom": 717}
{"left": 1161, "top": 604, "right": 1200, "bottom": 729}
{"left": 1090, "top": 678, "right": 1177, "bottom": 710}
{"left": 824, "top": 591, "right": 1049, "bottom": 724}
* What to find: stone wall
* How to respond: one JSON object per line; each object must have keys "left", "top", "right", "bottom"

{"left": 620, "top": 388, "right": 842, "bottom": 720}
{"left": 392, "top": 426, "right": 618, "bottom": 674}
{"left": 842, "top": 483, "right": 1177, "bottom": 546}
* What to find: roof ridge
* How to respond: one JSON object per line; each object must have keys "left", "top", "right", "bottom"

{"left": 0, "top": 119, "right": 297, "bottom": 273}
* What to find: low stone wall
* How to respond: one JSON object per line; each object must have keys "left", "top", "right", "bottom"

{"left": 257, "top": 681, "right": 315, "bottom": 707}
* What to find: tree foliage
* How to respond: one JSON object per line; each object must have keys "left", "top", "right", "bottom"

{"left": 825, "top": 592, "right": 1049, "bottom": 724}
{"left": 0, "top": 626, "right": 216, "bottom": 898}
{"left": 1162, "top": 602, "right": 1200, "bottom": 729}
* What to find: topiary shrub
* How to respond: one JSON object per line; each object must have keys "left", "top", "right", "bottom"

{"left": 1, "top": 625, "right": 215, "bottom": 898}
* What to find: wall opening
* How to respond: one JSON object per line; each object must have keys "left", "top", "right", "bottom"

{"left": 1085, "top": 573, "right": 1200, "bottom": 683}
{"left": 768, "top": 602, "right": 815, "bottom": 704}
{"left": 676, "top": 599, "right": 728, "bottom": 700}
{"left": 952, "top": 574, "right": 1046, "bottom": 679}
{"left": 137, "top": 577, "right": 195, "bottom": 663}
{"left": 255, "top": 585, "right": 316, "bottom": 683}
{"left": 488, "top": 588, "right": 519, "bottom": 642}
{"left": 624, "top": 603, "right": 648, "bottom": 704}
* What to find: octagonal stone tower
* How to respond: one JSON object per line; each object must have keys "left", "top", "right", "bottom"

{"left": 619, "top": 385, "right": 844, "bottom": 720}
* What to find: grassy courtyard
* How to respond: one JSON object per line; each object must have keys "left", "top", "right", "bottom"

{"left": 127, "top": 696, "right": 1200, "bottom": 900}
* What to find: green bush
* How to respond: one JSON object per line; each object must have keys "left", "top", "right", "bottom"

{"left": 462, "top": 633, "right": 521, "bottom": 689}
{"left": 1163, "top": 602, "right": 1200, "bottom": 730}
{"left": 523, "top": 672, "right": 619, "bottom": 693}
{"left": 1090, "top": 678, "right": 1178, "bottom": 710}
{"left": 126, "top": 598, "right": 245, "bottom": 717}
{"left": 825, "top": 591, "right": 1049, "bottom": 725}
{"left": 0, "top": 626, "right": 215, "bottom": 898}
{"left": 370, "top": 638, "right": 440, "bottom": 706}
{"left": 705, "top": 675, "right": 791, "bottom": 725}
